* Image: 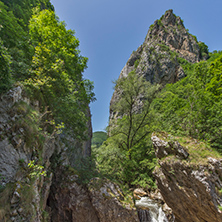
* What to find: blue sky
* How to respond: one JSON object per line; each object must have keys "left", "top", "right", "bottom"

{"left": 50, "top": 0, "right": 222, "bottom": 132}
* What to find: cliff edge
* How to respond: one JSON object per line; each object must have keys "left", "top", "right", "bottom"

{"left": 152, "top": 132, "right": 222, "bottom": 222}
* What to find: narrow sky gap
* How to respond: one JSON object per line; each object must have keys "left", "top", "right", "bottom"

{"left": 50, "top": 0, "right": 222, "bottom": 132}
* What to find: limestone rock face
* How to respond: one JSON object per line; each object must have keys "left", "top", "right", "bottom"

{"left": 152, "top": 135, "right": 222, "bottom": 222}
{"left": 48, "top": 169, "right": 100, "bottom": 222}
{"left": 146, "top": 9, "right": 200, "bottom": 63}
{"left": 49, "top": 172, "right": 139, "bottom": 222}
{"left": 152, "top": 135, "right": 189, "bottom": 160}
{"left": 0, "top": 86, "right": 92, "bottom": 221}
{"left": 88, "top": 178, "right": 139, "bottom": 222}
{"left": 110, "top": 9, "right": 200, "bottom": 120}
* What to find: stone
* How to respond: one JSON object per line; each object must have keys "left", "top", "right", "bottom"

{"left": 133, "top": 188, "right": 148, "bottom": 200}
{"left": 88, "top": 178, "right": 139, "bottom": 222}
{"left": 11, "top": 191, "right": 20, "bottom": 204}
{"left": 110, "top": 9, "right": 201, "bottom": 122}
{"left": 151, "top": 135, "right": 189, "bottom": 160}
{"left": 48, "top": 169, "right": 139, "bottom": 222}
{"left": 153, "top": 136, "right": 222, "bottom": 222}
{"left": 18, "top": 208, "right": 23, "bottom": 214}
{"left": 11, "top": 209, "right": 18, "bottom": 217}
{"left": 0, "top": 139, "right": 20, "bottom": 184}
{"left": 48, "top": 169, "right": 100, "bottom": 222}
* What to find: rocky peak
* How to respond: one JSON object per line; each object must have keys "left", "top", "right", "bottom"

{"left": 110, "top": 9, "right": 201, "bottom": 120}
{"left": 162, "top": 9, "right": 178, "bottom": 26}
{"left": 146, "top": 9, "right": 200, "bottom": 63}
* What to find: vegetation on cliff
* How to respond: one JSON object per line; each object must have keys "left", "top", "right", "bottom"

{"left": 1, "top": 4, "right": 222, "bottom": 220}
{"left": 152, "top": 51, "right": 222, "bottom": 151}
{"left": 0, "top": 1, "right": 95, "bottom": 220}
{"left": 0, "top": 0, "right": 95, "bottom": 138}
{"left": 94, "top": 71, "right": 159, "bottom": 189}
{"left": 96, "top": 10, "right": 222, "bottom": 192}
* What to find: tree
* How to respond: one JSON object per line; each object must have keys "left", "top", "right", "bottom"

{"left": 99, "top": 71, "right": 160, "bottom": 188}
{"left": 0, "top": 38, "right": 12, "bottom": 93}
{"left": 109, "top": 70, "right": 160, "bottom": 160}
{"left": 198, "top": 41, "right": 209, "bottom": 60}
{"left": 25, "top": 9, "right": 94, "bottom": 138}
{"left": 0, "top": 1, "right": 31, "bottom": 80}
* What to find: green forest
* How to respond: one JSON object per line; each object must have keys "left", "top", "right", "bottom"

{"left": 1, "top": 0, "right": 222, "bottom": 195}
{"left": 0, "top": 0, "right": 95, "bottom": 139}
{"left": 93, "top": 50, "right": 222, "bottom": 190}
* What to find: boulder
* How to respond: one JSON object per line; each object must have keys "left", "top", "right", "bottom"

{"left": 152, "top": 135, "right": 222, "bottom": 222}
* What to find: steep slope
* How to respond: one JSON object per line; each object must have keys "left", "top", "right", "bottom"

{"left": 152, "top": 132, "right": 222, "bottom": 222}
{"left": 106, "top": 8, "right": 222, "bottom": 222}
{"left": 110, "top": 9, "right": 201, "bottom": 120}
{"left": 0, "top": 1, "right": 139, "bottom": 221}
{"left": 0, "top": 86, "right": 92, "bottom": 221}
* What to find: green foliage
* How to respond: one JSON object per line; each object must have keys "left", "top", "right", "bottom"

{"left": 74, "top": 157, "right": 99, "bottom": 184}
{"left": 177, "top": 57, "right": 195, "bottom": 76}
{"left": 13, "top": 101, "right": 46, "bottom": 149}
{"left": 208, "top": 50, "right": 222, "bottom": 62}
{"left": 158, "top": 44, "right": 170, "bottom": 52}
{"left": 92, "top": 131, "right": 107, "bottom": 148}
{"left": 151, "top": 53, "right": 222, "bottom": 152}
{"left": 198, "top": 41, "right": 209, "bottom": 59}
{"left": 0, "top": 38, "right": 12, "bottom": 93}
{"left": 149, "top": 24, "right": 154, "bottom": 31}
{"left": 157, "top": 19, "right": 163, "bottom": 27}
{"left": 0, "top": 2, "right": 24, "bottom": 48}
{"left": 1, "top": 0, "right": 54, "bottom": 28}
{"left": 134, "top": 59, "right": 140, "bottom": 68}
{"left": 190, "top": 34, "right": 198, "bottom": 43}
{"left": 24, "top": 9, "right": 94, "bottom": 139}
{"left": 19, "top": 181, "right": 36, "bottom": 220}
{"left": 0, "top": 1, "right": 33, "bottom": 80}
{"left": 95, "top": 71, "right": 159, "bottom": 189}
{"left": 28, "top": 160, "right": 46, "bottom": 178}
{"left": 0, "top": 183, "right": 14, "bottom": 220}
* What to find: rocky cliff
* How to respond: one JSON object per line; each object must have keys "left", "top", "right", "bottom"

{"left": 2, "top": 8, "right": 220, "bottom": 222}
{"left": 0, "top": 87, "right": 140, "bottom": 222}
{"left": 152, "top": 132, "right": 222, "bottom": 222}
{"left": 110, "top": 9, "right": 201, "bottom": 120}
{"left": 0, "top": 86, "right": 93, "bottom": 221}
{"left": 48, "top": 174, "right": 138, "bottom": 222}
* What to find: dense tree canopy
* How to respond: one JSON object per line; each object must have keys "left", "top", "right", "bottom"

{"left": 92, "top": 131, "right": 107, "bottom": 148}
{"left": 25, "top": 9, "right": 93, "bottom": 137}
{"left": 0, "top": 0, "right": 95, "bottom": 140}
{"left": 95, "top": 50, "right": 222, "bottom": 190}
{"left": 94, "top": 71, "right": 159, "bottom": 189}
{"left": 152, "top": 52, "right": 222, "bottom": 151}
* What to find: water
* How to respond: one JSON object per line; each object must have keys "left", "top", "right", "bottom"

{"left": 135, "top": 197, "right": 168, "bottom": 222}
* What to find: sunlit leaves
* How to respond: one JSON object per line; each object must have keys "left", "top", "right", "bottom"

{"left": 24, "top": 9, "right": 94, "bottom": 138}
{"left": 0, "top": 38, "right": 12, "bottom": 93}
{"left": 152, "top": 51, "right": 222, "bottom": 151}
{"left": 98, "top": 71, "right": 159, "bottom": 189}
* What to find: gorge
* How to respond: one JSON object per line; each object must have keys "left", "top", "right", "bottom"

{"left": 0, "top": 1, "right": 222, "bottom": 221}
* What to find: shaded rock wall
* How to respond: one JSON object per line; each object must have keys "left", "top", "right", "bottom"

{"left": 0, "top": 86, "right": 92, "bottom": 221}
{"left": 48, "top": 171, "right": 139, "bottom": 222}
{"left": 0, "top": 86, "right": 139, "bottom": 222}
{"left": 48, "top": 168, "right": 100, "bottom": 222}
{"left": 152, "top": 135, "right": 222, "bottom": 222}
